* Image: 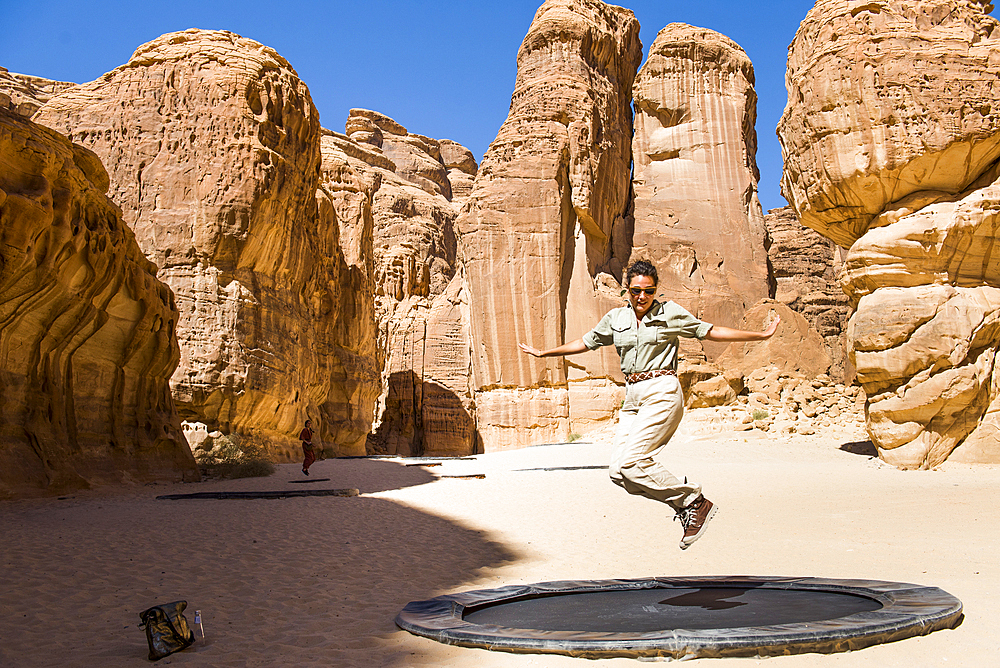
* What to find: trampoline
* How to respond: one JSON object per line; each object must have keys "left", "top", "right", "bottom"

{"left": 156, "top": 488, "right": 358, "bottom": 500}
{"left": 396, "top": 576, "right": 963, "bottom": 660}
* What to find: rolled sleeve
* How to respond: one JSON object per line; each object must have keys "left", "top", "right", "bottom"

{"left": 583, "top": 312, "right": 615, "bottom": 350}
{"left": 658, "top": 303, "right": 713, "bottom": 339}
{"left": 692, "top": 321, "right": 713, "bottom": 339}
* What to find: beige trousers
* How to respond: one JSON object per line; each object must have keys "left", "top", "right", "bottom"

{"left": 609, "top": 374, "right": 701, "bottom": 510}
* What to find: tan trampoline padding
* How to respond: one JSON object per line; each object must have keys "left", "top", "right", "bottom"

{"left": 396, "top": 576, "right": 963, "bottom": 660}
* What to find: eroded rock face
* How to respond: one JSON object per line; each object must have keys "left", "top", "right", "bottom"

{"left": 0, "top": 67, "right": 75, "bottom": 118}
{"left": 315, "top": 133, "right": 383, "bottom": 456}
{"left": 764, "top": 206, "right": 851, "bottom": 380}
{"left": 717, "top": 302, "right": 831, "bottom": 380}
{"left": 632, "top": 24, "right": 771, "bottom": 358}
{"left": 348, "top": 108, "right": 454, "bottom": 200}
{"left": 34, "top": 30, "right": 378, "bottom": 457}
{"left": 458, "top": 0, "right": 641, "bottom": 450}
{"left": 0, "top": 109, "right": 197, "bottom": 497}
{"left": 337, "top": 111, "right": 478, "bottom": 456}
{"left": 778, "top": 0, "right": 1000, "bottom": 467}
{"left": 439, "top": 139, "right": 478, "bottom": 204}
{"left": 779, "top": 0, "right": 1000, "bottom": 248}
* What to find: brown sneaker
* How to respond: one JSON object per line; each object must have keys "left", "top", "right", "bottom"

{"left": 676, "top": 495, "right": 717, "bottom": 550}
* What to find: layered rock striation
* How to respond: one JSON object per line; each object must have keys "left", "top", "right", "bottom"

{"left": 458, "top": 0, "right": 641, "bottom": 450}
{"left": 34, "top": 30, "right": 380, "bottom": 457}
{"left": 778, "top": 0, "right": 1000, "bottom": 467}
{"left": 764, "top": 206, "right": 850, "bottom": 380}
{"left": 333, "top": 109, "right": 479, "bottom": 456}
{"left": 0, "top": 67, "right": 75, "bottom": 118}
{"left": 631, "top": 24, "right": 771, "bottom": 359}
{"left": 0, "top": 108, "right": 197, "bottom": 497}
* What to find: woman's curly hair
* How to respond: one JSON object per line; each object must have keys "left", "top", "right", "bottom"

{"left": 625, "top": 259, "right": 658, "bottom": 287}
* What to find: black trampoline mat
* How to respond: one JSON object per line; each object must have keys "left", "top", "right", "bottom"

{"left": 464, "top": 586, "right": 883, "bottom": 633}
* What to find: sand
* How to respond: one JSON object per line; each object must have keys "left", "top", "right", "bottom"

{"left": 1, "top": 409, "right": 998, "bottom": 667}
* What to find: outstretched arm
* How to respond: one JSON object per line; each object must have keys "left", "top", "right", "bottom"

{"left": 704, "top": 316, "right": 780, "bottom": 342}
{"left": 519, "top": 339, "right": 589, "bottom": 358}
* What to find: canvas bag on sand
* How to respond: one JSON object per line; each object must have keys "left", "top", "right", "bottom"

{"left": 138, "top": 600, "right": 195, "bottom": 661}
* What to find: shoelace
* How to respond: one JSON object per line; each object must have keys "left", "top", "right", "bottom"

{"left": 674, "top": 505, "right": 696, "bottom": 529}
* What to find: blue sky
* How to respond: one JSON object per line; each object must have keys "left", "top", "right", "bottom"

{"left": 1, "top": 0, "right": 816, "bottom": 212}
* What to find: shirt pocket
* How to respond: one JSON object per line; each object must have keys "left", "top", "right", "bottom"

{"left": 644, "top": 317, "right": 674, "bottom": 343}
{"left": 611, "top": 323, "right": 632, "bottom": 349}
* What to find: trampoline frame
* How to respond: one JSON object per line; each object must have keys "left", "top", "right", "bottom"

{"left": 396, "top": 576, "right": 963, "bottom": 660}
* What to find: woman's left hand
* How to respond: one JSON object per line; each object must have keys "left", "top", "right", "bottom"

{"left": 762, "top": 315, "right": 781, "bottom": 339}
{"left": 705, "top": 316, "right": 782, "bottom": 343}
{"left": 519, "top": 342, "right": 543, "bottom": 357}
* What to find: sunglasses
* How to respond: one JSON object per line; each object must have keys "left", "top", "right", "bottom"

{"left": 628, "top": 287, "right": 657, "bottom": 297}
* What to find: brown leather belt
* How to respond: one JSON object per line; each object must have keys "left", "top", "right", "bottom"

{"left": 625, "top": 369, "right": 676, "bottom": 384}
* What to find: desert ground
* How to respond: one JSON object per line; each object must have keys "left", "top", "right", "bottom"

{"left": 1, "top": 407, "right": 997, "bottom": 668}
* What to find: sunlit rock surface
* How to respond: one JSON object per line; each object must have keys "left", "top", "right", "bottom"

{"left": 778, "top": 0, "right": 1000, "bottom": 467}
{"left": 0, "top": 67, "right": 75, "bottom": 117}
{"left": 631, "top": 24, "right": 771, "bottom": 359}
{"left": 0, "top": 108, "right": 197, "bottom": 497}
{"left": 339, "top": 109, "right": 479, "bottom": 456}
{"left": 35, "top": 30, "right": 378, "bottom": 457}
{"left": 457, "top": 0, "right": 641, "bottom": 450}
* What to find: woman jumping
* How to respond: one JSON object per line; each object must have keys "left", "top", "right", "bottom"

{"left": 519, "top": 260, "right": 778, "bottom": 549}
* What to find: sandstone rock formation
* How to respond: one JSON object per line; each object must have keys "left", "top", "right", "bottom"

{"left": 440, "top": 139, "right": 478, "bottom": 204}
{"left": 679, "top": 301, "right": 832, "bottom": 409}
{"left": 6, "top": 5, "right": 856, "bottom": 464}
{"left": 631, "top": 24, "right": 771, "bottom": 359}
{"left": 34, "top": 30, "right": 380, "bottom": 457}
{"left": 764, "top": 206, "right": 851, "bottom": 380}
{"left": 458, "top": 0, "right": 641, "bottom": 450}
{"left": 0, "top": 108, "right": 197, "bottom": 497}
{"left": 739, "top": 370, "right": 865, "bottom": 436}
{"left": 0, "top": 67, "right": 75, "bottom": 118}
{"left": 717, "top": 301, "right": 831, "bottom": 379}
{"left": 778, "top": 0, "right": 1000, "bottom": 467}
{"left": 328, "top": 113, "right": 478, "bottom": 456}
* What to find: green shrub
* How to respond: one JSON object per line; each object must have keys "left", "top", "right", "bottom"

{"left": 197, "top": 430, "right": 275, "bottom": 479}
{"left": 751, "top": 409, "right": 770, "bottom": 421}
{"left": 567, "top": 432, "right": 582, "bottom": 442}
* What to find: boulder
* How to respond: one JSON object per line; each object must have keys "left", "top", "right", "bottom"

{"left": 778, "top": 0, "right": 1000, "bottom": 250}
{"left": 778, "top": 0, "right": 1000, "bottom": 467}
{"left": 717, "top": 301, "right": 831, "bottom": 380}
{"left": 687, "top": 375, "right": 738, "bottom": 409}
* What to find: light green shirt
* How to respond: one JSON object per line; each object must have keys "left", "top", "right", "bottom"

{"left": 582, "top": 300, "right": 713, "bottom": 374}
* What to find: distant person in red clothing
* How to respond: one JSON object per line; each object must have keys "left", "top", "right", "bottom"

{"left": 300, "top": 419, "right": 315, "bottom": 476}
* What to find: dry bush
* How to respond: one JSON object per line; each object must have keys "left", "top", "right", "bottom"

{"left": 197, "top": 430, "right": 276, "bottom": 479}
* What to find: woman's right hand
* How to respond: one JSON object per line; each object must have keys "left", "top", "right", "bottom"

{"left": 519, "top": 342, "right": 543, "bottom": 357}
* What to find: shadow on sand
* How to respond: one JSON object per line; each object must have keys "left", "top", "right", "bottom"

{"left": 0, "top": 461, "right": 520, "bottom": 667}
{"left": 839, "top": 440, "right": 879, "bottom": 457}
